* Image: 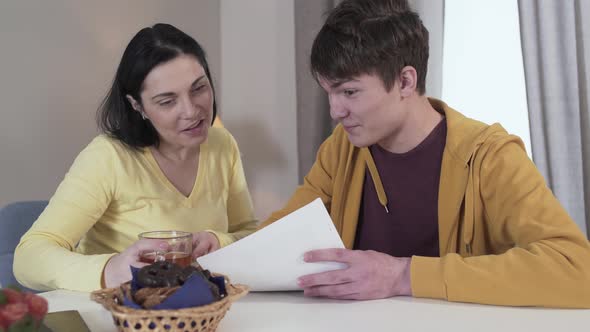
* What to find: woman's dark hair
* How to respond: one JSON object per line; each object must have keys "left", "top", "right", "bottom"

{"left": 311, "top": 0, "right": 429, "bottom": 94}
{"left": 97, "top": 23, "right": 217, "bottom": 149}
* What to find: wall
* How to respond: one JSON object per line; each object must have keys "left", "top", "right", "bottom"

{"left": 0, "top": 1, "right": 221, "bottom": 207}
{"left": 219, "top": 0, "right": 299, "bottom": 221}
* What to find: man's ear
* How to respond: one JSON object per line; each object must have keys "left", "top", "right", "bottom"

{"left": 126, "top": 94, "right": 141, "bottom": 112}
{"left": 399, "top": 66, "right": 418, "bottom": 97}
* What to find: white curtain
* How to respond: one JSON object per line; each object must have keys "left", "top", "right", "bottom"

{"left": 518, "top": 0, "right": 590, "bottom": 237}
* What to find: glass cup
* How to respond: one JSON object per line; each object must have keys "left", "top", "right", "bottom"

{"left": 137, "top": 230, "right": 193, "bottom": 267}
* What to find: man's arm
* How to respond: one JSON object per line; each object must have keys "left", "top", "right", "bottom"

{"left": 412, "top": 135, "right": 590, "bottom": 308}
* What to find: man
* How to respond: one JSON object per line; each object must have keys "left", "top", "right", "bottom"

{"left": 262, "top": 0, "right": 590, "bottom": 307}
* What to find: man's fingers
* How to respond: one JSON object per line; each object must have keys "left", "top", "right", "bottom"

{"left": 298, "top": 269, "right": 352, "bottom": 288}
{"left": 304, "top": 248, "right": 354, "bottom": 264}
{"left": 332, "top": 293, "right": 362, "bottom": 300}
{"left": 303, "top": 283, "right": 359, "bottom": 298}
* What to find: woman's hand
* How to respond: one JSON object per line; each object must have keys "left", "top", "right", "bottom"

{"left": 192, "top": 231, "right": 220, "bottom": 258}
{"left": 102, "top": 240, "right": 167, "bottom": 288}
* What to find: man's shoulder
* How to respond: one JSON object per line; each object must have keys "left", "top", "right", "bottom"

{"left": 441, "top": 103, "right": 519, "bottom": 161}
{"left": 322, "top": 124, "right": 354, "bottom": 150}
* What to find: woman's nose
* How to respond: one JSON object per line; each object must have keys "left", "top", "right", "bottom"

{"left": 179, "top": 96, "right": 197, "bottom": 118}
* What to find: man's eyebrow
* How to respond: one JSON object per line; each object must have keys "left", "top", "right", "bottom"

{"left": 330, "top": 79, "right": 359, "bottom": 89}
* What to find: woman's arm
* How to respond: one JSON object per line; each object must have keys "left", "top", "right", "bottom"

{"left": 14, "top": 137, "right": 117, "bottom": 291}
{"left": 208, "top": 132, "right": 258, "bottom": 247}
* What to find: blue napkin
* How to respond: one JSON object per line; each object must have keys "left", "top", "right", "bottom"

{"left": 122, "top": 266, "right": 226, "bottom": 310}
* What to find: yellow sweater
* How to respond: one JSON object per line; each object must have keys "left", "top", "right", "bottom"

{"left": 14, "top": 127, "right": 257, "bottom": 292}
{"left": 262, "top": 99, "right": 590, "bottom": 308}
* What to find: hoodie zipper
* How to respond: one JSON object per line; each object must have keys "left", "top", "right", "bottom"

{"left": 463, "top": 155, "right": 476, "bottom": 256}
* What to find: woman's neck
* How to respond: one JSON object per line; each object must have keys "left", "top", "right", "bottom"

{"left": 152, "top": 142, "right": 200, "bottom": 164}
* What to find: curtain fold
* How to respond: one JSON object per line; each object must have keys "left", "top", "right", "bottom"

{"left": 518, "top": 0, "right": 590, "bottom": 237}
{"left": 294, "top": 0, "right": 337, "bottom": 181}
{"left": 294, "top": 0, "right": 445, "bottom": 180}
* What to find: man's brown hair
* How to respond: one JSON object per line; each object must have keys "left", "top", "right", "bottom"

{"left": 311, "top": 0, "right": 429, "bottom": 94}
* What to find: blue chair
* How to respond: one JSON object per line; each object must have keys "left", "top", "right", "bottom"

{"left": 0, "top": 200, "right": 48, "bottom": 292}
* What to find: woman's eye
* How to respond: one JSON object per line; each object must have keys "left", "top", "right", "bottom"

{"left": 158, "top": 99, "right": 175, "bottom": 107}
{"left": 191, "top": 85, "right": 206, "bottom": 94}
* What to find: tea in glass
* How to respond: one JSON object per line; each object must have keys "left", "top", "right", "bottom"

{"left": 137, "top": 230, "right": 193, "bottom": 267}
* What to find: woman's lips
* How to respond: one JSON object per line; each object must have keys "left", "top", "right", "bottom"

{"left": 183, "top": 119, "right": 203, "bottom": 131}
{"left": 181, "top": 119, "right": 205, "bottom": 136}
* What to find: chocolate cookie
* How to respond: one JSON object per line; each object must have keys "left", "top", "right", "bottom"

{"left": 137, "top": 261, "right": 189, "bottom": 288}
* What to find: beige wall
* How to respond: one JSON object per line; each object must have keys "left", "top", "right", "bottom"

{"left": 0, "top": 1, "right": 221, "bottom": 207}
{"left": 220, "top": 0, "right": 299, "bottom": 221}
{"left": 0, "top": 0, "right": 298, "bottom": 222}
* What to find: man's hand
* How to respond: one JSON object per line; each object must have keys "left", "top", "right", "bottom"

{"left": 192, "top": 231, "right": 220, "bottom": 258}
{"left": 297, "top": 248, "right": 412, "bottom": 300}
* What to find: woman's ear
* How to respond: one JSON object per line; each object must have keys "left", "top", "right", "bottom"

{"left": 126, "top": 95, "right": 141, "bottom": 112}
{"left": 126, "top": 95, "right": 147, "bottom": 120}
{"left": 399, "top": 66, "right": 418, "bottom": 97}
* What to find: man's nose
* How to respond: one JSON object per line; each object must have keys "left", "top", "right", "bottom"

{"left": 329, "top": 96, "right": 347, "bottom": 120}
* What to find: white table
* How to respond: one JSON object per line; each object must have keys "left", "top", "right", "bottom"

{"left": 40, "top": 290, "right": 589, "bottom": 332}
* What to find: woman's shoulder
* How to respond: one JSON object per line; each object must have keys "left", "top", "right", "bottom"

{"left": 206, "top": 127, "right": 238, "bottom": 150}
{"left": 80, "top": 134, "right": 139, "bottom": 161}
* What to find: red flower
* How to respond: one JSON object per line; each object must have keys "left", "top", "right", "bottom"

{"left": 23, "top": 293, "right": 48, "bottom": 321}
{"left": 1, "top": 289, "right": 23, "bottom": 305}
{"left": 0, "top": 302, "right": 28, "bottom": 326}
{"left": 0, "top": 312, "right": 8, "bottom": 330}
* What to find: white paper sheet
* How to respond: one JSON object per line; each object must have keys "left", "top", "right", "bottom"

{"left": 197, "top": 198, "right": 347, "bottom": 291}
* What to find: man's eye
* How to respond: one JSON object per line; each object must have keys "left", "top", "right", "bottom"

{"left": 343, "top": 89, "right": 357, "bottom": 96}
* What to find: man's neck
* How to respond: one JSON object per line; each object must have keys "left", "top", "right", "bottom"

{"left": 378, "top": 97, "right": 443, "bottom": 154}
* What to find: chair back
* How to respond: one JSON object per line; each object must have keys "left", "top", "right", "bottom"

{"left": 0, "top": 200, "right": 48, "bottom": 291}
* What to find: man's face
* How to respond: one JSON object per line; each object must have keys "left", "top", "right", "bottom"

{"left": 319, "top": 73, "right": 411, "bottom": 148}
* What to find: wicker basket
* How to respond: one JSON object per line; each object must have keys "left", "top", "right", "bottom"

{"left": 91, "top": 278, "right": 249, "bottom": 332}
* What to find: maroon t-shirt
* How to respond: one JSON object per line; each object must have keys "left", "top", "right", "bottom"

{"left": 354, "top": 119, "right": 447, "bottom": 257}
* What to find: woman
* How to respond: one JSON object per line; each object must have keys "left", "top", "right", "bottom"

{"left": 14, "top": 23, "right": 257, "bottom": 292}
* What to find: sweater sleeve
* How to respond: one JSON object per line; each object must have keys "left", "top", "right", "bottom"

{"left": 411, "top": 136, "right": 590, "bottom": 308}
{"left": 14, "top": 137, "right": 117, "bottom": 292}
{"left": 208, "top": 132, "right": 258, "bottom": 247}
{"left": 259, "top": 129, "right": 339, "bottom": 228}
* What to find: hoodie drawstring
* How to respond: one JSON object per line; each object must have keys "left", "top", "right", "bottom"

{"left": 365, "top": 149, "right": 389, "bottom": 213}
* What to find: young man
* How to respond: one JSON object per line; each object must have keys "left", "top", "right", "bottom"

{"left": 262, "top": 0, "right": 590, "bottom": 307}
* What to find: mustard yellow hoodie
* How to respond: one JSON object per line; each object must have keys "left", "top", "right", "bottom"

{"left": 262, "top": 99, "right": 590, "bottom": 308}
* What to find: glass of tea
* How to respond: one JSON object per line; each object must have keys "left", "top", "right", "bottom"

{"left": 137, "top": 230, "right": 193, "bottom": 267}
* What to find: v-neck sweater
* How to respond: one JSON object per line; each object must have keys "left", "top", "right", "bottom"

{"left": 14, "top": 127, "right": 257, "bottom": 292}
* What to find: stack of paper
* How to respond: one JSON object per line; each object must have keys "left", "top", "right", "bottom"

{"left": 197, "top": 198, "right": 346, "bottom": 291}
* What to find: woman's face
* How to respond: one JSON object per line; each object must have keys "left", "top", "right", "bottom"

{"left": 131, "top": 54, "right": 214, "bottom": 149}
